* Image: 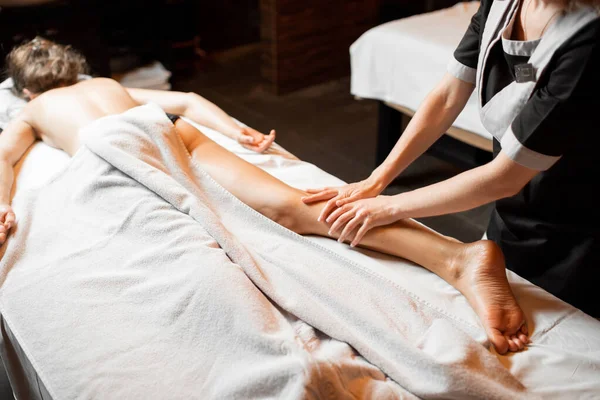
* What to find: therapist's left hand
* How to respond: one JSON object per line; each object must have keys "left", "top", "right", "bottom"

{"left": 326, "top": 195, "right": 403, "bottom": 247}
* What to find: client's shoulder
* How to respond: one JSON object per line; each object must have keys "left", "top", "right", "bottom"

{"left": 56, "top": 78, "right": 130, "bottom": 100}
{"left": 75, "top": 77, "right": 123, "bottom": 89}
{"left": 34, "top": 77, "right": 122, "bottom": 100}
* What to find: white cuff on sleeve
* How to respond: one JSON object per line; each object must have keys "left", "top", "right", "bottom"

{"left": 500, "top": 126, "right": 561, "bottom": 171}
{"left": 447, "top": 57, "right": 477, "bottom": 84}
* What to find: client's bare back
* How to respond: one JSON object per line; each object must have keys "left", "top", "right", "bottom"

{"left": 20, "top": 78, "right": 139, "bottom": 155}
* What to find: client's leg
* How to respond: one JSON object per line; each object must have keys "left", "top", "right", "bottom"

{"left": 177, "top": 120, "right": 527, "bottom": 354}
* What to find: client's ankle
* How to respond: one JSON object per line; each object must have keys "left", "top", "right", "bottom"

{"left": 446, "top": 245, "right": 468, "bottom": 287}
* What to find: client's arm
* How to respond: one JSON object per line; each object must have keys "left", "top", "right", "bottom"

{"left": 127, "top": 88, "right": 275, "bottom": 152}
{"left": 0, "top": 119, "right": 37, "bottom": 245}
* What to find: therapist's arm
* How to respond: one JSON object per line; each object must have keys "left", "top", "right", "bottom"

{"left": 328, "top": 152, "right": 540, "bottom": 246}
{"left": 303, "top": 73, "right": 475, "bottom": 219}
{"left": 372, "top": 73, "right": 475, "bottom": 187}
{"left": 388, "top": 152, "right": 538, "bottom": 218}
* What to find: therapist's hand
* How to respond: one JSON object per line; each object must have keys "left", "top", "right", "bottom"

{"left": 325, "top": 195, "right": 403, "bottom": 247}
{"left": 301, "top": 178, "right": 384, "bottom": 222}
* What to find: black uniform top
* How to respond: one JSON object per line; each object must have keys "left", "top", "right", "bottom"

{"left": 451, "top": 0, "right": 600, "bottom": 316}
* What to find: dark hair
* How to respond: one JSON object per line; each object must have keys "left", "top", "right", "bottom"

{"left": 6, "top": 37, "right": 88, "bottom": 98}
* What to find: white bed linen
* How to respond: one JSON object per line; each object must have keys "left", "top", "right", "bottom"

{"left": 5, "top": 117, "right": 600, "bottom": 398}
{"left": 350, "top": 2, "right": 491, "bottom": 140}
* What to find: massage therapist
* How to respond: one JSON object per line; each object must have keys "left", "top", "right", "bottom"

{"left": 303, "top": 0, "right": 600, "bottom": 317}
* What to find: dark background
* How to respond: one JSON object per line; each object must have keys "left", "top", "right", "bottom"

{"left": 0, "top": 0, "right": 461, "bottom": 81}
{"left": 0, "top": 0, "right": 262, "bottom": 77}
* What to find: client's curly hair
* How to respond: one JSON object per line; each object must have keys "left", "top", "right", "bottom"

{"left": 6, "top": 37, "right": 88, "bottom": 98}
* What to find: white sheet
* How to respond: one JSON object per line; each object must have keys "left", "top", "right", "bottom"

{"left": 5, "top": 113, "right": 600, "bottom": 398}
{"left": 350, "top": 2, "right": 491, "bottom": 140}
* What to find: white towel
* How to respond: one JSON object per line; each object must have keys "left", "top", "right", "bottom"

{"left": 0, "top": 104, "right": 531, "bottom": 399}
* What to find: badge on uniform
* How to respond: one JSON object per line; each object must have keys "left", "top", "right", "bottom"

{"left": 515, "top": 63, "right": 536, "bottom": 83}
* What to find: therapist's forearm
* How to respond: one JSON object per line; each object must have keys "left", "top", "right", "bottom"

{"left": 392, "top": 161, "right": 515, "bottom": 220}
{"left": 371, "top": 74, "right": 475, "bottom": 188}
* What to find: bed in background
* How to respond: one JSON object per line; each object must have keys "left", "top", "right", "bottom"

{"left": 350, "top": 1, "right": 493, "bottom": 168}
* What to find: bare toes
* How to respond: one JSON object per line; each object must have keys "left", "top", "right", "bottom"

{"left": 520, "top": 324, "right": 528, "bottom": 335}
{"left": 512, "top": 337, "right": 524, "bottom": 350}
{"left": 518, "top": 333, "right": 529, "bottom": 344}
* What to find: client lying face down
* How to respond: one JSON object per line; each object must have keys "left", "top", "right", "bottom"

{"left": 0, "top": 38, "right": 528, "bottom": 354}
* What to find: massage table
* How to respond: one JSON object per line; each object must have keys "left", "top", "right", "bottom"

{"left": 350, "top": 1, "right": 494, "bottom": 168}
{"left": 0, "top": 108, "right": 599, "bottom": 398}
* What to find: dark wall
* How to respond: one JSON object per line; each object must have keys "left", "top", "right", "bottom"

{"left": 0, "top": 0, "right": 208, "bottom": 77}
{"left": 198, "top": 0, "right": 260, "bottom": 51}
{"left": 261, "top": 0, "right": 380, "bottom": 95}
{"left": 379, "top": 0, "right": 466, "bottom": 23}
{"left": 0, "top": 0, "right": 111, "bottom": 76}
{"left": 259, "top": 0, "right": 465, "bottom": 95}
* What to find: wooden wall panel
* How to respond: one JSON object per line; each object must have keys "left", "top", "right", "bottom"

{"left": 199, "top": 0, "right": 260, "bottom": 51}
{"left": 261, "top": 0, "right": 379, "bottom": 95}
{"left": 260, "top": 0, "right": 278, "bottom": 89}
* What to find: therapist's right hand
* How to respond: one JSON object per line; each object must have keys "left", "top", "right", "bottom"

{"left": 0, "top": 204, "right": 15, "bottom": 246}
{"left": 301, "top": 178, "right": 384, "bottom": 222}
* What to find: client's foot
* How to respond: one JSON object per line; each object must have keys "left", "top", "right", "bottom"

{"left": 452, "top": 240, "right": 528, "bottom": 354}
